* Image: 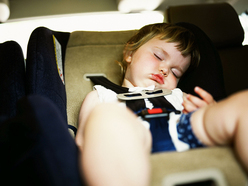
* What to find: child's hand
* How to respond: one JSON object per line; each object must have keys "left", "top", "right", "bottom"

{"left": 182, "top": 86, "right": 216, "bottom": 113}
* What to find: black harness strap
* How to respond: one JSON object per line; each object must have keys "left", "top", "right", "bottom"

{"left": 89, "top": 76, "right": 128, "bottom": 94}
{"left": 126, "top": 99, "right": 146, "bottom": 113}
{"left": 88, "top": 76, "right": 176, "bottom": 112}
{"left": 88, "top": 76, "right": 179, "bottom": 153}
{"left": 149, "top": 96, "right": 175, "bottom": 110}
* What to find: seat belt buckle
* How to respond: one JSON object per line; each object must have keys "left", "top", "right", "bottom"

{"left": 138, "top": 108, "right": 181, "bottom": 119}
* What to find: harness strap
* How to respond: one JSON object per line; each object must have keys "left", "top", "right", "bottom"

{"left": 126, "top": 99, "right": 146, "bottom": 113}
{"left": 149, "top": 96, "right": 175, "bottom": 110}
{"left": 88, "top": 76, "right": 180, "bottom": 152}
{"left": 89, "top": 76, "right": 128, "bottom": 94}
{"left": 88, "top": 76, "right": 177, "bottom": 112}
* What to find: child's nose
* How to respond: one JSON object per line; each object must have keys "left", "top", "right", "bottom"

{"left": 160, "top": 69, "right": 168, "bottom": 77}
{"left": 159, "top": 65, "right": 169, "bottom": 77}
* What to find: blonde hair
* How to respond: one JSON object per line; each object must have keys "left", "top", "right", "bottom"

{"left": 119, "top": 23, "right": 200, "bottom": 80}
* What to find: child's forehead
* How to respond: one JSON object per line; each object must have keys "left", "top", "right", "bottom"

{"left": 145, "top": 36, "right": 191, "bottom": 62}
{"left": 148, "top": 35, "right": 190, "bottom": 55}
{"left": 145, "top": 36, "right": 179, "bottom": 49}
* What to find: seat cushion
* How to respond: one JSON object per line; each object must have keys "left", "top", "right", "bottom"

{"left": 65, "top": 30, "right": 136, "bottom": 127}
{"left": 150, "top": 147, "right": 247, "bottom": 186}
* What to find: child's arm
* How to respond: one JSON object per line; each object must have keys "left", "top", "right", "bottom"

{"left": 75, "top": 90, "right": 101, "bottom": 148}
{"left": 182, "top": 86, "right": 216, "bottom": 113}
{"left": 191, "top": 90, "right": 248, "bottom": 173}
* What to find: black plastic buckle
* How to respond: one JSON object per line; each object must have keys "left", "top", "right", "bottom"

{"left": 137, "top": 108, "right": 181, "bottom": 120}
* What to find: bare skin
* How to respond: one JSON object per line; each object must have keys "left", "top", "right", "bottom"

{"left": 183, "top": 86, "right": 216, "bottom": 113}
{"left": 76, "top": 37, "right": 192, "bottom": 185}
{"left": 77, "top": 90, "right": 248, "bottom": 185}
{"left": 77, "top": 103, "right": 152, "bottom": 186}
{"left": 191, "top": 90, "right": 248, "bottom": 173}
{"left": 75, "top": 35, "right": 247, "bottom": 185}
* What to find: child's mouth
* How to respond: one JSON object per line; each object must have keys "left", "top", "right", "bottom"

{"left": 150, "top": 74, "right": 164, "bottom": 84}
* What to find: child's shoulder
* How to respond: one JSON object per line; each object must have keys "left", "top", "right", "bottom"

{"left": 94, "top": 85, "right": 117, "bottom": 96}
{"left": 171, "top": 88, "right": 183, "bottom": 96}
{"left": 85, "top": 90, "right": 99, "bottom": 102}
{"left": 93, "top": 85, "right": 119, "bottom": 103}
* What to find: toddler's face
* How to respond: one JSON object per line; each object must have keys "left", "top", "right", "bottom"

{"left": 123, "top": 36, "right": 191, "bottom": 90}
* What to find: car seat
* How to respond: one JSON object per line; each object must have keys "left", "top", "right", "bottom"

{"left": 25, "top": 6, "right": 247, "bottom": 185}
{"left": 0, "top": 41, "right": 25, "bottom": 120}
{"left": 25, "top": 27, "right": 71, "bottom": 131}
{"left": 165, "top": 2, "right": 248, "bottom": 96}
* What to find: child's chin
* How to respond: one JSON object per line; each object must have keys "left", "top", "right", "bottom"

{"left": 154, "top": 84, "right": 165, "bottom": 90}
{"left": 155, "top": 84, "right": 174, "bottom": 90}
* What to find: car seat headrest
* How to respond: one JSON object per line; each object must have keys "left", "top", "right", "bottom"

{"left": 176, "top": 22, "right": 226, "bottom": 101}
{"left": 165, "top": 3, "right": 244, "bottom": 48}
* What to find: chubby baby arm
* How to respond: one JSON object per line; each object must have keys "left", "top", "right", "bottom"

{"left": 183, "top": 86, "right": 216, "bottom": 113}
{"left": 75, "top": 90, "right": 100, "bottom": 148}
{"left": 190, "top": 90, "right": 248, "bottom": 172}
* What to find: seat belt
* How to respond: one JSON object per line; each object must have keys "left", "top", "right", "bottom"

{"left": 89, "top": 76, "right": 177, "bottom": 111}
{"left": 89, "top": 76, "right": 128, "bottom": 94}
{"left": 88, "top": 76, "right": 181, "bottom": 152}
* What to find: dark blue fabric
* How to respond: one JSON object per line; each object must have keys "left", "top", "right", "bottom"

{"left": 177, "top": 112, "right": 204, "bottom": 148}
{"left": 0, "top": 41, "right": 26, "bottom": 119}
{"left": 149, "top": 117, "right": 176, "bottom": 153}
{"left": 68, "top": 124, "right": 78, "bottom": 136}
{"left": 26, "top": 27, "right": 70, "bottom": 124}
{"left": 0, "top": 95, "right": 84, "bottom": 186}
{"left": 0, "top": 36, "right": 84, "bottom": 185}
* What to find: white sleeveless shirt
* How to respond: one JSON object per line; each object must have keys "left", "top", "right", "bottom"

{"left": 94, "top": 85, "right": 191, "bottom": 152}
{"left": 94, "top": 85, "right": 184, "bottom": 111}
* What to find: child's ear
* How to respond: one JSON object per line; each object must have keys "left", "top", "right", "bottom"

{"left": 123, "top": 43, "right": 133, "bottom": 63}
{"left": 125, "top": 51, "right": 132, "bottom": 63}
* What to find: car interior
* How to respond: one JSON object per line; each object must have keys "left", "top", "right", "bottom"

{"left": 1, "top": 0, "right": 248, "bottom": 185}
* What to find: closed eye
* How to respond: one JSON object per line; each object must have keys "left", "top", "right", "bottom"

{"left": 172, "top": 71, "right": 179, "bottom": 78}
{"left": 154, "top": 53, "right": 162, "bottom": 60}
{"left": 171, "top": 69, "right": 181, "bottom": 78}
